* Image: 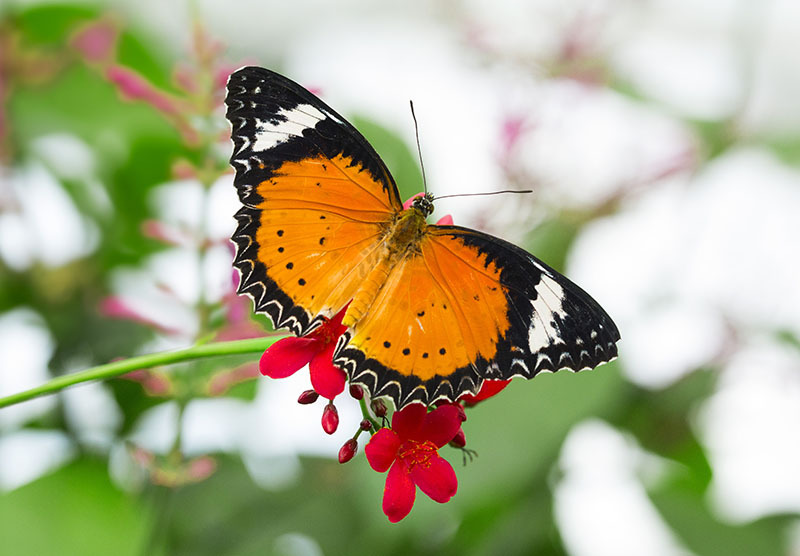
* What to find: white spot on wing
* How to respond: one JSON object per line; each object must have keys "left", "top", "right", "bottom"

{"left": 251, "top": 104, "right": 326, "bottom": 152}
{"left": 528, "top": 274, "right": 567, "bottom": 352}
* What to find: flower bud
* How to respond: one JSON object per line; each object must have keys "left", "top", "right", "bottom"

{"left": 371, "top": 398, "right": 387, "bottom": 418}
{"left": 297, "top": 389, "right": 319, "bottom": 405}
{"left": 449, "top": 428, "right": 466, "bottom": 448}
{"left": 322, "top": 403, "right": 339, "bottom": 434}
{"left": 360, "top": 419, "right": 372, "bottom": 431}
{"left": 338, "top": 438, "right": 358, "bottom": 463}
{"left": 349, "top": 384, "right": 364, "bottom": 400}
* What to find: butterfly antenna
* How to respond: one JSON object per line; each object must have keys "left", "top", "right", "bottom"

{"left": 434, "top": 190, "right": 533, "bottom": 201}
{"left": 409, "top": 100, "right": 428, "bottom": 195}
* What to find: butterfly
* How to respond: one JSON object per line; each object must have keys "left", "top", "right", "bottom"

{"left": 224, "top": 66, "right": 620, "bottom": 409}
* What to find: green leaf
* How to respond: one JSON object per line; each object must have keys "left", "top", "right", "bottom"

{"left": 611, "top": 369, "right": 717, "bottom": 490}
{"left": 523, "top": 217, "right": 582, "bottom": 273}
{"left": 350, "top": 115, "right": 424, "bottom": 203}
{"left": 0, "top": 458, "right": 151, "bottom": 556}
{"left": 12, "top": 4, "right": 98, "bottom": 45}
{"left": 649, "top": 487, "right": 788, "bottom": 556}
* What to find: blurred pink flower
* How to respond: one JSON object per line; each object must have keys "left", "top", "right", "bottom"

{"left": 71, "top": 19, "right": 117, "bottom": 63}
{"left": 173, "top": 63, "right": 198, "bottom": 94}
{"left": 106, "top": 65, "right": 181, "bottom": 116}
{"left": 216, "top": 265, "right": 264, "bottom": 341}
{"left": 121, "top": 369, "right": 173, "bottom": 396}
{"left": 100, "top": 296, "right": 183, "bottom": 335}
{"left": 206, "top": 362, "right": 259, "bottom": 396}
{"left": 186, "top": 456, "right": 217, "bottom": 482}
{"left": 141, "top": 219, "right": 193, "bottom": 246}
{"left": 149, "top": 455, "right": 218, "bottom": 487}
{"left": 499, "top": 115, "right": 530, "bottom": 164}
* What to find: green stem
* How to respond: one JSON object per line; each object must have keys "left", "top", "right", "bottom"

{"left": 0, "top": 336, "right": 284, "bottom": 410}
{"left": 358, "top": 397, "right": 380, "bottom": 431}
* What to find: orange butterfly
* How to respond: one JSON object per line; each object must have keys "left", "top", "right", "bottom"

{"left": 225, "top": 67, "right": 620, "bottom": 409}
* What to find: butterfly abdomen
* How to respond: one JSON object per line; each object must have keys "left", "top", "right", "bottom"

{"left": 343, "top": 261, "right": 392, "bottom": 327}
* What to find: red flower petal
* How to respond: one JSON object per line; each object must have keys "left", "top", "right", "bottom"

{"left": 365, "top": 428, "right": 401, "bottom": 472}
{"left": 327, "top": 303, "right": 349, "bottom": 334}
{"left": 259, "top": 337, "right": 318, "bottom": 378}
{"left": 391, "top": 403, "right": 427, "bottom": 441}
{"left": 461, "top": 379, "right": 511, "bottom": 405}
{"left": 421, "top": 405, "right": 462, "bottom": 448}
{"left": 435, "top": 214, "right": 454, "bottom": 225}
{"left": 383, "top": 460, "right": 416, "bottom": 523}
{"left": 309, "top": 342, "right": 346, "bottom": 399}
{"left": 409, "top": 453, "right": 457, "bottom": 503}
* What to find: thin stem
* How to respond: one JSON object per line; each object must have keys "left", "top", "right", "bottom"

{"left": 0, "top": 336, "right": 283, "bottom": 410}
{"left": 358, "top": 397, "right": 380, "bottom": 431}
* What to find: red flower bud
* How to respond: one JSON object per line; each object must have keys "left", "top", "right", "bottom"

{"left": 450, "top": 428, "right": 466, "bottom": 448}
{"left": 322, "top": 403, "right": 339, "bottom": 434}
{"left": 360, "top": 419, "right": 373, "bottom": 431}
{"left": 349, "top": 384, "right": 364, "bottom": 400}
{"left": 338, "top": 438, "right": 358, "bottom": 463}
{"left": 298, "top": 389, "right": 319, "bottom": 405}
{"left": 371, "top": 398, "right": 387, "bottom": 418}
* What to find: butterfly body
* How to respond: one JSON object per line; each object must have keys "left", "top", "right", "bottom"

{"left": 225, "top": 67, "right": 620, "bottom": 408}
{"left": 343, "top": 204, "right": 428, "bottom": 327}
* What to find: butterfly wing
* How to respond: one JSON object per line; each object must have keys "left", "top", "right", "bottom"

{"left": 225, "top": 67, "right": 403, "bottom": 335}
{"left": 335, "top": 225, "right": 620, "bottom": 407}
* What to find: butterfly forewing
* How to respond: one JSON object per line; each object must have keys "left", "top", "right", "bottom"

{"left": 225, "top": 67, "right": 403, "bottom": 335}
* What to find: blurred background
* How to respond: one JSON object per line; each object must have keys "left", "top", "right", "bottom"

{"left": 1, "top": 0, "right": 799, "bottom": 554}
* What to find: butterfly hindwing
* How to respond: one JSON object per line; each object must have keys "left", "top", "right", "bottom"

{"left": 442, "top": 227, "right": 620, "bottom": 376}
{"left": 335, "top": 225, "right": 619, "bottom": 407}
{"left": 225, "top": 67, "right": 403, "bottom": 335}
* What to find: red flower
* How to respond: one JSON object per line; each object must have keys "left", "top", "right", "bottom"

{"left": 259, "top": 305, "right": 348, "bottom": 399}
{"left": 459, "top": 379, "right": 511, "bottom": 406}
{"left": 365, "top": 404, "right": 461, "bottom": 522}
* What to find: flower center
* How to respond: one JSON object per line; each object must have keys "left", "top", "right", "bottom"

{"left": 313, "top": 320, "right": 337, "bottom": 345}
{"left": 398, "top": 439, "right": 438, "bottom": 470}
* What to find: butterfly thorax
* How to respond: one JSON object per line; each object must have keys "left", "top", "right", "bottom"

{"left": 386, "top": 207, "right": 428, "bottom": 256}
{"left": 342, "top": 207, "right": 428, "bottom": 328}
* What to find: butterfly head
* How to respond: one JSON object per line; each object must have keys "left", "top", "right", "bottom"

{"left": 411, "top": 192, "right": 435, "bottom": 218}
